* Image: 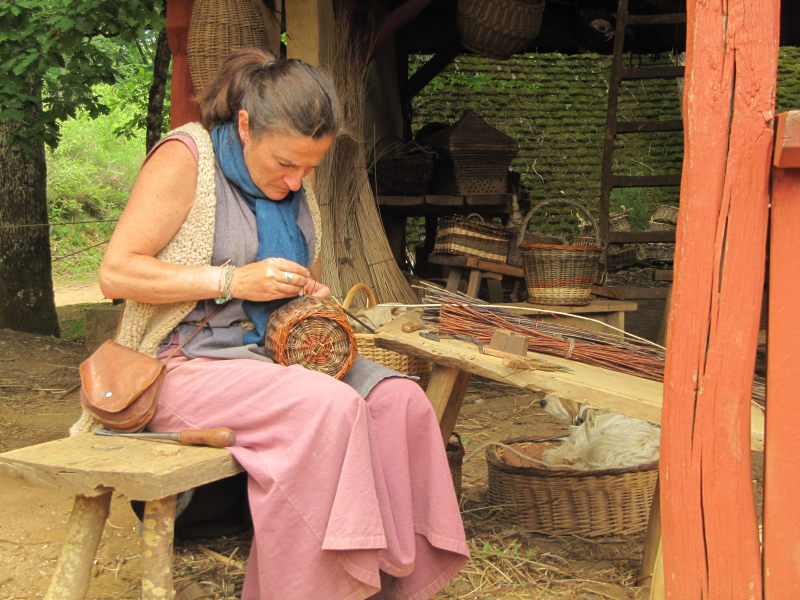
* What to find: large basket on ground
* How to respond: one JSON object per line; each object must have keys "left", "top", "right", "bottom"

{"left": 519, "top": 200, "right": 603, "bottom": 305}
{"left": 457, "top": 0, "right": 545, "bottom": 60}
{"left": 188, "top": 0, "right": 272, "bottom": 96}
{"left": 342, "top": 283, "right": 432, "bottom": 387}
{"left": 434, "top": 213, "right": 511, "bottom": 263}
{"left": 266, "top": 296, "right": 357, "bottom": 379}
{"left": 486, "top": 437, "right": 658, "bottom": 537}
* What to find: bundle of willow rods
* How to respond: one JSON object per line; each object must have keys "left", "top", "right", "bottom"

{"left": 418, "top": 283, "right": 767, "bottom": 407}
{"left": 420, "top": 284, "right": 665, "bottom": 381}
{"left": 315, "top": 12, "right": 417, "bottom": 306}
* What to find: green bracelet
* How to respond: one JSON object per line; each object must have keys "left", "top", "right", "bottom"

{"left": 215, "top": 263, "right": 235, "bottom": 304}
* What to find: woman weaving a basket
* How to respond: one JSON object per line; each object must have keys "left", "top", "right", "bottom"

{"left": 70, "top": 48, "right": 468, "bottom": 599}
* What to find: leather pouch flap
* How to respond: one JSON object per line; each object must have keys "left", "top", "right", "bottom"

{"left": 79, "top": 340, "right": 165, "bottom": 413}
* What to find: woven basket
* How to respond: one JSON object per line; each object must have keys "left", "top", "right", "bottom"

{"left": 447, "top": 432, "right": 466, "bottom": 497}
{"left": 342, "top": 283, "right": 432, "bottom": 387}
{"left": 457, "top": 0, "right": 545, "bottom": 60}
{"left": 434, "top": 213, "right": 511, "bottom": 263}
{"left": 487, "top": 438, "right": 658, "bottom": 537}
{"left": 419, "top": 110, "right": 518, "bottom": 195}
{"left": 374, "top": 142, "right": 436, "bottom": 196}
{"left": 188, "top": 0, "right": 272, "bottom": 96}
{"left": 519, "top": 200, "right": 603, "bottom": 305}
{"left": 266, "top": 296, "right": 357, "bottom": 379}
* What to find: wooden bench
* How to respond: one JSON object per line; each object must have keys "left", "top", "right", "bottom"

{"left": 0, "top": 433, "right": 242, "bottom": 600}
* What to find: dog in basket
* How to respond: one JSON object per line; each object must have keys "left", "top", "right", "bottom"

{"left": 538, "top": 394, "right": 660, "bottom": 471}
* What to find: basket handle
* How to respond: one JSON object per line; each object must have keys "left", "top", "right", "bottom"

{"left": 518, "top": 199, "right": 599, "bottom": 247}
{"left": 466, "top": 213, "right": 485, "bottom": 222}
{"left": 342, "top": 282, "right": 378, "bottom": 310}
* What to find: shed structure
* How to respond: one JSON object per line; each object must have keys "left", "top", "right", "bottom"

{"left": 164, "top": 1, "right": 799, "bottom": 598}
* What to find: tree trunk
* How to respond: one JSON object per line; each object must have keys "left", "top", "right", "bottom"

{"left": 146, "top": 26, "right": 171, "bottom": 152}
{"left": 0, "top": 82, "right": 60, "bottom": 337}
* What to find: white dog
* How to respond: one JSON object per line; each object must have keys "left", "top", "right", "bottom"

{"left": 538, "top": 394, "right": 660, "bottom": 471}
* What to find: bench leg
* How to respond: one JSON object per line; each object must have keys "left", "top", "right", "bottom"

{"left": 45, "top": 491, "right": 112, "bottom": 600}
{"left": 141, "top": 495, "right": 177, "bottom": 600}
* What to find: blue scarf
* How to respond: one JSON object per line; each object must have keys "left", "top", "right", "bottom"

{"left": 210, "top": 122, "right": 309, "bottom": 346}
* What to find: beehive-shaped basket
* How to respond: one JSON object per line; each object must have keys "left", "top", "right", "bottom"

{"left": 188, "top": 0, "right": 272, "bottom": 96}
{"left": 487, "top": 438, "right": 658, "bottom": 536}
{"left": 519, "top": 199, "right": 603, "bottom": 305}
{"left": 419, "top": 110, "right": 518, "bottom": 195}
{"left": 266, "top": 296, "right": 357, "bottom": 379}
{"left": 342, "top": 283, "right": 432, "bottom": 386}
{"left": 457, "top": 0, "right": 545, "bottom": 60}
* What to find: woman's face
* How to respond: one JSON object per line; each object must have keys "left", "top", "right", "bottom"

{"left": 238, "top": 109, "right": 333, "bottom": 200}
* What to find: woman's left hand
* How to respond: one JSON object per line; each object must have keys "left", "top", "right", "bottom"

{"left": 303, "top": 279, "right": 330, "bottom": 298}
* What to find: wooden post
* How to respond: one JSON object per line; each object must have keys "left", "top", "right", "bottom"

{"left": 141, "top": 495, "right": 178, "bottom": 600}
{"left": 166, "top": 0, "right": 202, "bottom": 127}
{"left": 763, "top": 111, "right": 800, "bottom": 599}
{"left": 660, "top": 0, "right": 778, "bottom": 597}
{"left": 284, "top": 0, "right": 334, "bottom": 66}
{"left": 44, "top": 492, "right": 111, "bottom": 600}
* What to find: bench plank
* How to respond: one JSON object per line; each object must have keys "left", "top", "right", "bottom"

{"left": 0, "top": 434, "right": 242, "bottom": 501}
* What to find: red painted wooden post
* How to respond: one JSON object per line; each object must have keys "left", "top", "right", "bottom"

{"left": 661, "top": 0, "right": 779, "bottom": 597}
{"left": 763, "top": 111, "right": 800, "bottom": 599}
{"left": 166, "top": 0, "right": 202, "bottom": 127}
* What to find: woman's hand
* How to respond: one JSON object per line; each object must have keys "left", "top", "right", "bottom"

{"left": 231, "top": 257, "right": 328, "bottom": 301}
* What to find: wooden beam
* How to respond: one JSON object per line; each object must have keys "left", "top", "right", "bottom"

{"left": 166, "top": 0, "right": 201, "bottom": 127}
{"left": 404, "top": 37, "right": 462, "bottom": 101}
{"left": 284, "top": 0, "right": 334, "bottom": 66}
{"left": 660, "top": 0, "right": 778, "bottom": 598}
{"left": 763, "top": 116, "right": 800, "bottom": 598}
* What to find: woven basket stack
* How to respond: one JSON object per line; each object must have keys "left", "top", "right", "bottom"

{"left": 434, "top": 213, "right": 511, "bottom": 263}
{"left": 419, "top": 110, "right": 518, "bottom": 195}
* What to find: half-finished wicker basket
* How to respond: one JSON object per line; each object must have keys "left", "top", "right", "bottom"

{"left": 486, "top": 437, "right": 658, "bottom": 536}
{"left": 266, "top": 296, "right": 357, "bottom": 380}
{"left": 342, "top": 283, "right": 432, "bottom": 387}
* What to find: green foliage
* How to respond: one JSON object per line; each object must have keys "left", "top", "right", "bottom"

{"left": 47, "top": 104, "right": 145, "bottom": 278}
{"left": 0, "top": 0, "right": 164, "bottom": 149}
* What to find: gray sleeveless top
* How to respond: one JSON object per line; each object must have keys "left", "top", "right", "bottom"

{"left": 160, "top": 133, "right": 405, "bottom": 397}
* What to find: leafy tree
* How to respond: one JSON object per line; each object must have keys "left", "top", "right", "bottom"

{"left": 0, "top": 0, "right": 164, "bottom": 336}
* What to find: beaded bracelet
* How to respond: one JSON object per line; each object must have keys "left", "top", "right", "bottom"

{"left": 215, "top": 261, "right": 235, "bottom": 304}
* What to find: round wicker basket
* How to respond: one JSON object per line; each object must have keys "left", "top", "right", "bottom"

{"left": 447, "top": 432, "right": 466, "bottom": 498}
{"left": 188, "top": 0, "right": 272, "bottom": 96}
{"left": 486, "top": 437, "right": 658, "bottom": 537}
{"left": 457, "top": 0, "right": 545, "bottom": 60}
{"left": 342, "top": 283, "right": 432, "bottom": 387}
{"left": 519, "top": 199, "right": 603, "bottom": 306}
{"left": 266, "top": 296, "right": 357, "bottom": 380}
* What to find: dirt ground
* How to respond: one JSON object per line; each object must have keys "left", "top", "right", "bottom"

{"left": 0, "top": 285, "right": 666, "bottom": 599}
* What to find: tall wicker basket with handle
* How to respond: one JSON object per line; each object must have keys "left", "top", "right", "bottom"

{"left": 518, "top": 200, "right": 603, "bottom": 306}
{"left": 342, "top": 283, "right": 432, "bottom": 387}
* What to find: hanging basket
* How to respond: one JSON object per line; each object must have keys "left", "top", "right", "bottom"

{"left": 342, "top": 283, "right": 432, "bottom": 386}
{"left": 434, "top": 213, "right": 512, "bottom": 263}
{"left": 266, "top": 296, "right": 357, "bottom": 379}
{"left": 519, "top": 200, "right": 603, "bottom": 305}
{"left": 486, "top": 437, "right": 658, "bottom": 536}
{"left": 457, "top": 0, "right": 545, "bottom": 60}
{"left": 188, "top": 0, "right": 272, "bottom": 96}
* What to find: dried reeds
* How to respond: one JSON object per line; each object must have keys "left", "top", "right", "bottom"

{"left": 315, "top": 11, "right": 416, "bottom": 306}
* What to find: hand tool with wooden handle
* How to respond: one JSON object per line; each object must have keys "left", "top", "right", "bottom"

{"left": 94, "top": 427, "right": 236, "bottom": 448}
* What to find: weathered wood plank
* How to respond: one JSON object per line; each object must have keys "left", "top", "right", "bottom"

{"left": 0, "top": 434, "right": 242, "bottom": 501}
{"left": 763, "top": 121, "right": 800, "bottom": 598}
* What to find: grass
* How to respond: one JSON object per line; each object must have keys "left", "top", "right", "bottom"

{"left": 56, "top": 302, "right": 108, "bottom": 343}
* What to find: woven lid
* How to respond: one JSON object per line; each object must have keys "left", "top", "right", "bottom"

{"left": 419, "top": 110, "right": 519, "bottom": 155}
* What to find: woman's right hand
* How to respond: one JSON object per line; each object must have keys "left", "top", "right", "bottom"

{"left": 231, "top": 257, "right": 310, "bottom": 301}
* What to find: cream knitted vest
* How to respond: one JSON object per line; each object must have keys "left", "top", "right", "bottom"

{"left": 70, "top": 123, "right": 322, "bottom": 435}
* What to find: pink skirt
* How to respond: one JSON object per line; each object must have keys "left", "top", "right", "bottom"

{"left": 149, "top": 355, "right": 468, "bottom": 599}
